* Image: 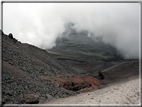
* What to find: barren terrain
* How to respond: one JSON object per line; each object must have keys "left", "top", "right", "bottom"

{"left": 46, "top": 78, "right": 140, "bottom": 105}
{"left": 1, "top": 30, "right": 140, "bottom": 105}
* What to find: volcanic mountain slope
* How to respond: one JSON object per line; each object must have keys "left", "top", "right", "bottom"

{"left": 1, "top": 30, "right": 139, "bottom": 105}
{"left": 49, "top": 24, "right": 124, "bottom": 76}
{"left": 1, "top": 30, "right": 103, "bottom": 104}
{"left": 2, "top": 31, "right": 79, "bottom": 104}
{"left": 50, "top": 22, "right": 123, "bottom": 61}
{"left": 101, "top": 60, "right": 139, "bottom": 86}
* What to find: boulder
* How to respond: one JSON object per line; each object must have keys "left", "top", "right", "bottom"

{"left": 9, "top": 33, "right": 13, "bottom": 39}
{"left": 98, "top": 71, "right": 105, "bottom": 80}
{"left": 24, "top": 93, "right": 39, "bottom": 104}
{"left": 55, "top": 76, "right": 102, "bottom": 91}
{"left": 62, "top": 82, "right": 91, "bottom": 91}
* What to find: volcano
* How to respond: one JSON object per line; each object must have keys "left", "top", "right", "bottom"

{"left": 1, "top": 30, "right": 139, "bottom": 104}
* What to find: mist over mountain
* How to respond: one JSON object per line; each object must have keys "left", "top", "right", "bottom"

{"left": 3, "top": 3, "right": 139, "bottom": 59}
{"left": 2, "top": 3, "right": 140, "bottom": 105}
{"left": 52, "top": 22, "right": 124, "bottom": 61}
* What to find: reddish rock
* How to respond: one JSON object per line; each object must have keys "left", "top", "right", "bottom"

{"left": 62, "top": 81, "right": 91, "bottom": 91}
{"left": 24, "top": 93, "right": 39, "bottom": 104}
{"left": 50, "top": 75, "right": 103, "bottom": 92}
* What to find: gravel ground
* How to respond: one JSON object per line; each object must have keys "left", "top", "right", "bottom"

{"left": 45, "top": 78, "right": 140, "bottom": 105}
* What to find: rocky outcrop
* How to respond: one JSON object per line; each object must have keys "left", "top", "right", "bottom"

{"left": 98, "top": 71, "right": 105, "bottom": 80}
{"left": 8, "top": 33, "right": 13, "bottom": 39}
{"left": 62, "top": 81, "right": 91, "bottom": 91}
{"left": 51, "top": 76, "right": 103, "bottom": 91}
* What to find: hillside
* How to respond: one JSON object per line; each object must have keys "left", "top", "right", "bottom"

{"left": 2, "top": 31, "right": 79, "bottom": 104}
{"left": 1, "top": 30, "right": 104, "bottom": 104}
{"left": 101, "top": 60, "right": 139, "bottom": 86}
{"left": 45, "top": 60, "right": 139, "bottom": 104}
{"left": 1, "top": 30, "right": 139, "bottom": 104}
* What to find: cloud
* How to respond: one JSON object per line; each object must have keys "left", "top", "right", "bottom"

{"left": 3, "top": 3, "right": 140, "bottom": 59}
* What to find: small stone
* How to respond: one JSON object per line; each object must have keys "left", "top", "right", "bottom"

{"left": 114, "top": 87, "right": 119, "bottom": 90}
{"left": 24, "top": 93, "right": 39, "bottom": 104}
{"left": 6, "top": 91, "right": 12, "bottom": 96}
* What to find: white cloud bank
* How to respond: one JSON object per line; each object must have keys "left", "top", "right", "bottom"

{"left": 3, "top": 3, "right": 140, "bottom": 59}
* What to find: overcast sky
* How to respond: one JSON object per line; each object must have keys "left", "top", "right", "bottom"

{"left": 3, "top": 3, "right": 140, "bottom": 59}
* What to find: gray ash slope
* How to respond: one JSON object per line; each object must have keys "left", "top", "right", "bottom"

{"left": 2, "top": 31, "right": 79, "bottom": 104}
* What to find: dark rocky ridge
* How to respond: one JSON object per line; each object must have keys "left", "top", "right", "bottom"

{"left": 2, "top": 31, "right": 79, "bottom": 104}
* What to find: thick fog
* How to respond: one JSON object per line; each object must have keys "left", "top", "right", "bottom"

{"left": 3, "top": 3, "right": 140, "bottom": 59}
